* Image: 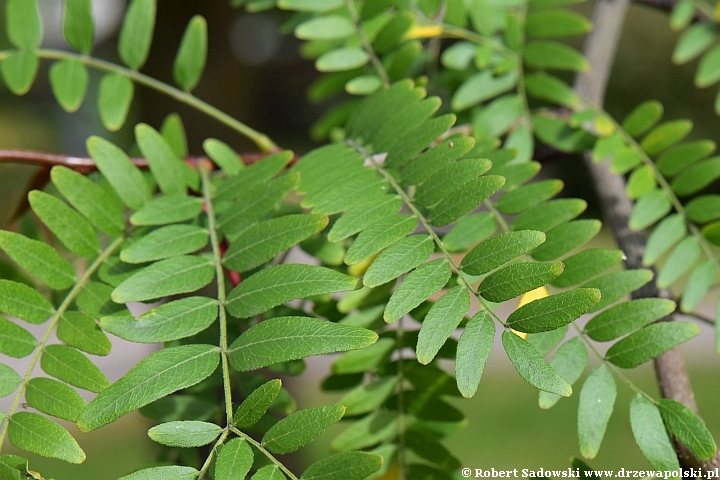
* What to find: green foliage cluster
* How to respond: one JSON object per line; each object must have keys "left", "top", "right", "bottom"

{"left": 0, "top": 0, "right": 718, "bottom": 478}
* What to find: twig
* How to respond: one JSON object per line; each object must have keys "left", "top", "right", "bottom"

{"left": 573, "top": 0, "right": 720, "bottom": 470}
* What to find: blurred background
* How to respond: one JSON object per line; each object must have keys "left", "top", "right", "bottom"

{"left": 0, "top": 0, "right": 718, "bottom": 478}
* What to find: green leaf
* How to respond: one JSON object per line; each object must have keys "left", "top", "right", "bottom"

{"left": 578, "top": 365, "right": 616, "bottom": 459}
{"left": 203, "top": 139, "right": 244, "bottom": 175}
{"left": 77, "top": 344, "right": 220, "bottom": 432}
{"left": 685, "top": 195, "right": 720, "bottom": 223}
{"left": 472, "top": 96, "right": 522, "bottom": 140}
{"left": 502, "top": 330, "right": 571, "bottom": 396}
{"left": 136, "top": 124, "right": 191, "bottom": 196}
{"left": 403, "top": 137, "right": 475, "bottom": 186}
{"left": 640, "top": 120, "right": 692, "bottom": 156}
{"left": 87, "top": 136, "right": 151, "bottom": 210}
{"left": 130, "top": 194, "right": 204, "bottom": 226}
{"left": 330, "top": 410, "right": 397, "bottom": 451}
{"left": 99, "top": 257, "right": 143, "bottom": 287}
{"left": 98, "top": 73, "right": 134, "bottom": 131}
{"left": 234, "top": 379, "right": 282, "bottom": 428}
{"left": 552, "top": 248, "right": 623, "bottom": 287}
{"left": 384, "top": 259, "right": 452, "bottom": 324}
{"left": 344, "top": 75, "right": 382, "bottom": 96}
{"left": 478, "top": 261, "right": 564, "bottom": 303}
{"left": 539, "top": 338, "right": 587, "bottom": 409}
{"left": 461, "top": 231, "right": 546, "bottom": 276}
{"left": 0, "top": 317, "right": 35, "bottom": 358}
{"left": 174, "top": 15, "right": 207, "bottom": 91}
{"left": 51, "top": 166, "right": 125, "bottom": 235}
{"left": 513, "top": 198, "right": 587, "bottom": 232}
{"left": 328, "top": 196, "right": 402, "bottom": 242}
{"left": 627, "top": 166, "right": 656, "bottom": 199}
{"left": 226, "top": 264, "right": 358, "bottom": 318}
{"left": 440, "top": 42, "right": 476, "bottom": 70}
{"left": 112, "top": 256, "right": 215, "bottom": 303}
{"left": 526, "top": 325, "right": 568, "bottom": 356}
{"left": 656, "top": 140, "right": 716, "bottom": 176}
{"left": 658, "top": 399, "right": 717, "bottom": 460}
{"left": 316, "top": 48, "right": 369, "bottom": 72}
{"left": 25, "top": 378, "right": 86, "bottom": 422}
{"left": 228, "top": 316, "right": 377, "bottom": 371}
{"left": 703, "top": 221, "right": 720, "bottom": 245}
{"left": 585, "top": 298, "right": 676, "bottom": 341}
{"left": 1, "top": 50, "right": 39, "bottom": 95}
{"left": 8, "top": 412, "right": 85, "bottom": 464}
{"left": 118, "top": 466, "right": 198, "bottom": 480}
{"left": 531, "top": 220, "right": 601, "bottom": 261}
{"left": 629, "top": 395, "right": 681, "bottom": 470}
{"left": 657, "top": 236, "right": 700, "bottom": 288}
{"left": 63, "top": 0, "right": 94, "bottom": 53}
{"left": 364, "top": 235, "right": 433, "bottom": 287}
{"left": 214, "top": 438, "right": 254, "bottom": 480}
{"left": 671, "top": 0, "right": 695, "bottom": 30}
{"left": 0, "top": 364, "right": 20, "bottom": 397}
{"left": 672, "top": 157, "right": 720, "bottom": 196}
{"left": 443, "top": 213, "right": 496, "bottom": 253}
{"left": 524, "top": 42, "right": 588, "bottom": 72}
{"left": 417, "top": 286, "right": 470, "bottom": 364}
{"left": 496, "top": 179, "right": 564, "bottom": 214}
{"left": 405, "top": 429, "right": 460, "bottom": 469}
{"left": 629, "top": 189, "right": 672, "bottom": 230}
{"left": 301, "top": 452, "right": 382, "bottom": 480}
{"left": 58, "top": 311, "right": 111, "bottom": 356}
{"left": 696, "top": 44, "right": 720, "bottom": 87}
{"left": 524, "top": 72, "right": 580, "bottom": 107}
{"left": 673, "top": 23, "right": 716, "bottom": 64}
{"left": 49, "top": 59, "right": 89, "bottom": 112}
{"left": 216, "top": 151, "right": 292, "bottom": 202}
{"left": 219, "top": 174, "right": 299, "bottom": 237}
{"left": 251, "top": 465, "right": 285, "bottom": 480}
{"left": 456, "top": 311, "right": 495, "bottom": 398}
{"left": 451, "top": 70, "right": 518, "bottom": 111}
{"left": 526, "top": 9, "right": 591, "bottom": 37}
{"left": 533, "top": 113, "right": 596, "bottom": 152}
{"left": 41, "top": 344, "right": 109, "bottom": 393}
{"left": 28, "top": 190, "right": 100, "bottom": 258}
{"left": 224, "top": 214, "right": 328, "bottom": 272}
{"left": 0, "top": 280, "right": 54, "bottom": 324}
{"left": 338, "top": 377, "right": 397, "bottom": 416}
{"left": 6, "top": 0, "right": 41, "bottom": 48}
{"left": 414, "top": 159, "right": 492, "bottom": 207}
{"left": 0, "top": 231, "right": 75, "bottom": 290}
{"left": 121, "top": 225, "right": 209, "bottom": 264}
{"left": 345, "top": 215, "right": 418, "bottom": 265}
{"left": 622, "top": 100, "right": 663, "bottom": 137}
{"left": 644, "top": 214, "right": 686, "bottom": 266}
{"left": 296, "top": 15, "right": 354, "bottom": 40}
{"left": 681, "top": 260, "right": 716, "bottom": 312}
{"left": 508, "top": 288, "right": 600, "bottom": 334}
{"left": 581, "top": 269, "right": 653, "bottom": 311}
{"left": 263, "top": 405, "right": 344, "bottom": 454}
{"left": 278, "top": 0, "right": 343, "bottom": 11}
{"left": 148, "top": 420, "right": 221, "bottom": 447}
{"left": 118, "top": 0, "right": 156, "bottom": 69}
{"left": 332, "top": 338, "right": 395, "bottom": 374}
{"left": 429, "top": 176, "right": 505, "bottom": 226}
{"left": 606, "top": 322, "right": 699, "bottom": 368}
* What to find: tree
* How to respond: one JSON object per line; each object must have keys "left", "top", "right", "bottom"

{"left": 0, "top": 0, "right": 717, "bottom": 478}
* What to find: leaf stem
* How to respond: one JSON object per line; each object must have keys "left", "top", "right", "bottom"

{"left": 345, "top": 0, "right": 391, "bottom": 87}
{"left": 0, "top": 49, "right": 278, "bottom": 152}
{"left": 396, "top": 318, "right": 407, "bottom": 480}
{"left": 229, "top": 426, "right": 300, "bottom": 480}
{"left": 197, "top": 428, "right": 230, "bottom": 479}
{"left": 0, "top": 235, "right": 124, "bottom": 449}
{"left": 200, "top": 166, "right": 234, "bottom": 425}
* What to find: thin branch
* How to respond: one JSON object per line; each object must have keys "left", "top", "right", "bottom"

{"left": 573, "top": 0, "right": 720, "bottom": 470}
{"left": 677, "top": 311, "right": 717, "bottom": 326}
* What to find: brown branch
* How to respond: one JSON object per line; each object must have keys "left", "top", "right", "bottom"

{"left": 574, "top": 0, "right": 720, "bottom": 471}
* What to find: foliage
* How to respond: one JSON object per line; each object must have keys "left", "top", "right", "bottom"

{"left": 0, "top": 0, "right": 718, "bottom": 478}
